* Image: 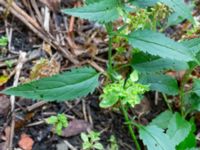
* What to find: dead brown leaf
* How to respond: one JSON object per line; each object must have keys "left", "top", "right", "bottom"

{"left": 15, "top": 112, "right": 35, "bottom": 129}
{"left": 133, "top": 97, "right": 151, "bottom": 118}
{"left": 62, "top": 120, "right": 92, "bottom": 137}
{"left": 18, "top": 133, "right": 34, "bottom": 150}
{"left": 30, "top": 58, "right": 60, "bottom": 80}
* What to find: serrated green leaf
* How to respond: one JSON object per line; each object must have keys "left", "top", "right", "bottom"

{"left": 181, "top": 38, "right": 200, "bottom": 55}
{"left": 62, "top": 0, "right": 122, "bottom": 23}
{"left": 131, "top": 0, "right": 158, "bottom": 8}
{"left": 150, "top": 110, "right": 173, "bottom": 129}
{"left": 139, "top": 73, "right": 179, "bottom": 95}
{"left": 166, "top": 113, "right": 191, "bottom": 145}
{"left": 128, "top": 30, "right": 193, "bottom": 62}
{"left": 177, "top": 119, "right": 197, "bottom": 150}
{"left": 132, "top": 52, "right": 189, "bottom": 72}
{"left": 2, "top": 67, "right": 100, "bottom": 101}
{"left": 160, "top": 0, "right": 194, "bottom": 24}
{"left": 139, "top": 125, "right": 176, "bottom": 150}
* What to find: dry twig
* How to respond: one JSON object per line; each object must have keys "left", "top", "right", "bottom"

{"left": 8, "top": 51, "right": 26, "bottom": 150}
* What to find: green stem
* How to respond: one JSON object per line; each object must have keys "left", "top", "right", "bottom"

{"left": 120, "top": 103, "right": 141, "bottom": 150}
{"left": 162, "top": 93, "right": 172, "bottom": 112}
{"left": 105, "top": 23, "right": 113, "bottom": 71}
{"left": 106, "top": 23, "right": 140, "bottom": 149}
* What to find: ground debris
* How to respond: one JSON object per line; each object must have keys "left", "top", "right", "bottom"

{"left": 18, "top": 133, "right": 34, "bottom": 150}
{"left": 0, "top": 95, "right": 10, "bottom": 116}
{"left": 62, "top": 120, "right": 92, "bottom": 138}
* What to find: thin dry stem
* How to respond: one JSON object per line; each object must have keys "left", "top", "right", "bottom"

{"left": 8, "top": 51, "right": 26, "bottom": 150}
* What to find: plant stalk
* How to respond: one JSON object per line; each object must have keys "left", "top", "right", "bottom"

{"left": 120, "top": 103, "right": 141, "bottom": 150}
{"left": 162, "top": 93, "right": 172, "bottom": 112}
{"left": 106, "top": 23, "right": 113, "bottom": 72}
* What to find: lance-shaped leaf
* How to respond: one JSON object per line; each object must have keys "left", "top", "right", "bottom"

{"left": 139, "top": 73, "right": 179, "bottom": 95}
{"left": 128, "top": 30, "right": 193, "bottom": 62}
{"left": 62, "top": 0, "right": 122, "bottom": 23}
{"left": 139, "top": 125, "right": 176, "bottom": 150}
{"left": 2, "top": 67, "right": 100, "bottom": 101}
{"left": 132, "top": 52, "right": 189, "bottom": 72}
{"left": 181, "top": 38, "right": 200, "bottom": 55}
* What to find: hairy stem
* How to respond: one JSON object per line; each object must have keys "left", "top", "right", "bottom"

{"left": 120, "top": 103, "right": 141, "bottom": 150}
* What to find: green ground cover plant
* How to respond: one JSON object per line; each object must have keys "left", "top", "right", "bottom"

{"left": 2, "top": 0, "right": 200, "bottom": 149}
{"left": 81, "top": 131, "right": 104, "bottom": 150}
{"left": 0, "top": 36, "right": 8, "bottom": 47}
{"left": 46, "top": 113, "right": 68, "bottom": 135}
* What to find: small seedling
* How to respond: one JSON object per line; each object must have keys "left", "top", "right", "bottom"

{"left": 0, "top": 36, "right": 8, "bottom": 47}
{"left": 5, "top": 60, "right": 14, "bottom": 68}
{"left": 100, "top": 71, "right": 149, "bottom": 108}
{"left": 81, "top": 131, "right": 104, "bottom": 150}
{"left": 46, "top": 113, "right": 68, "bottom": 135}
{"left": 108, "top": 135, "right": 119, "bottom": 150}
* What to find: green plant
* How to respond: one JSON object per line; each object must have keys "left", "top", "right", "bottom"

{"left": 2, "top": 0, "right": 200, "bottom": 149}
{"left": 5, "top": 60, "right": 14, "bottom": 68}
{"left": 46, "top": 113, "right": 68, "bottom": 135}
{"left": 0, "top": 36, "right": 8, "bottom": 47}
{"left": 100, "top": 71, "right": 149, "bottom": 108}
{"left": 138, "top": 111, "right": 197, "bottom": 150}
{"left": 81, "top": 131, "right": 104, "bottom": 150}
{"left": 108, "top": 135, "right": 119, "bottom": 150}
{"left": 2, "top": 67, "right": 100, "bottom": 101}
